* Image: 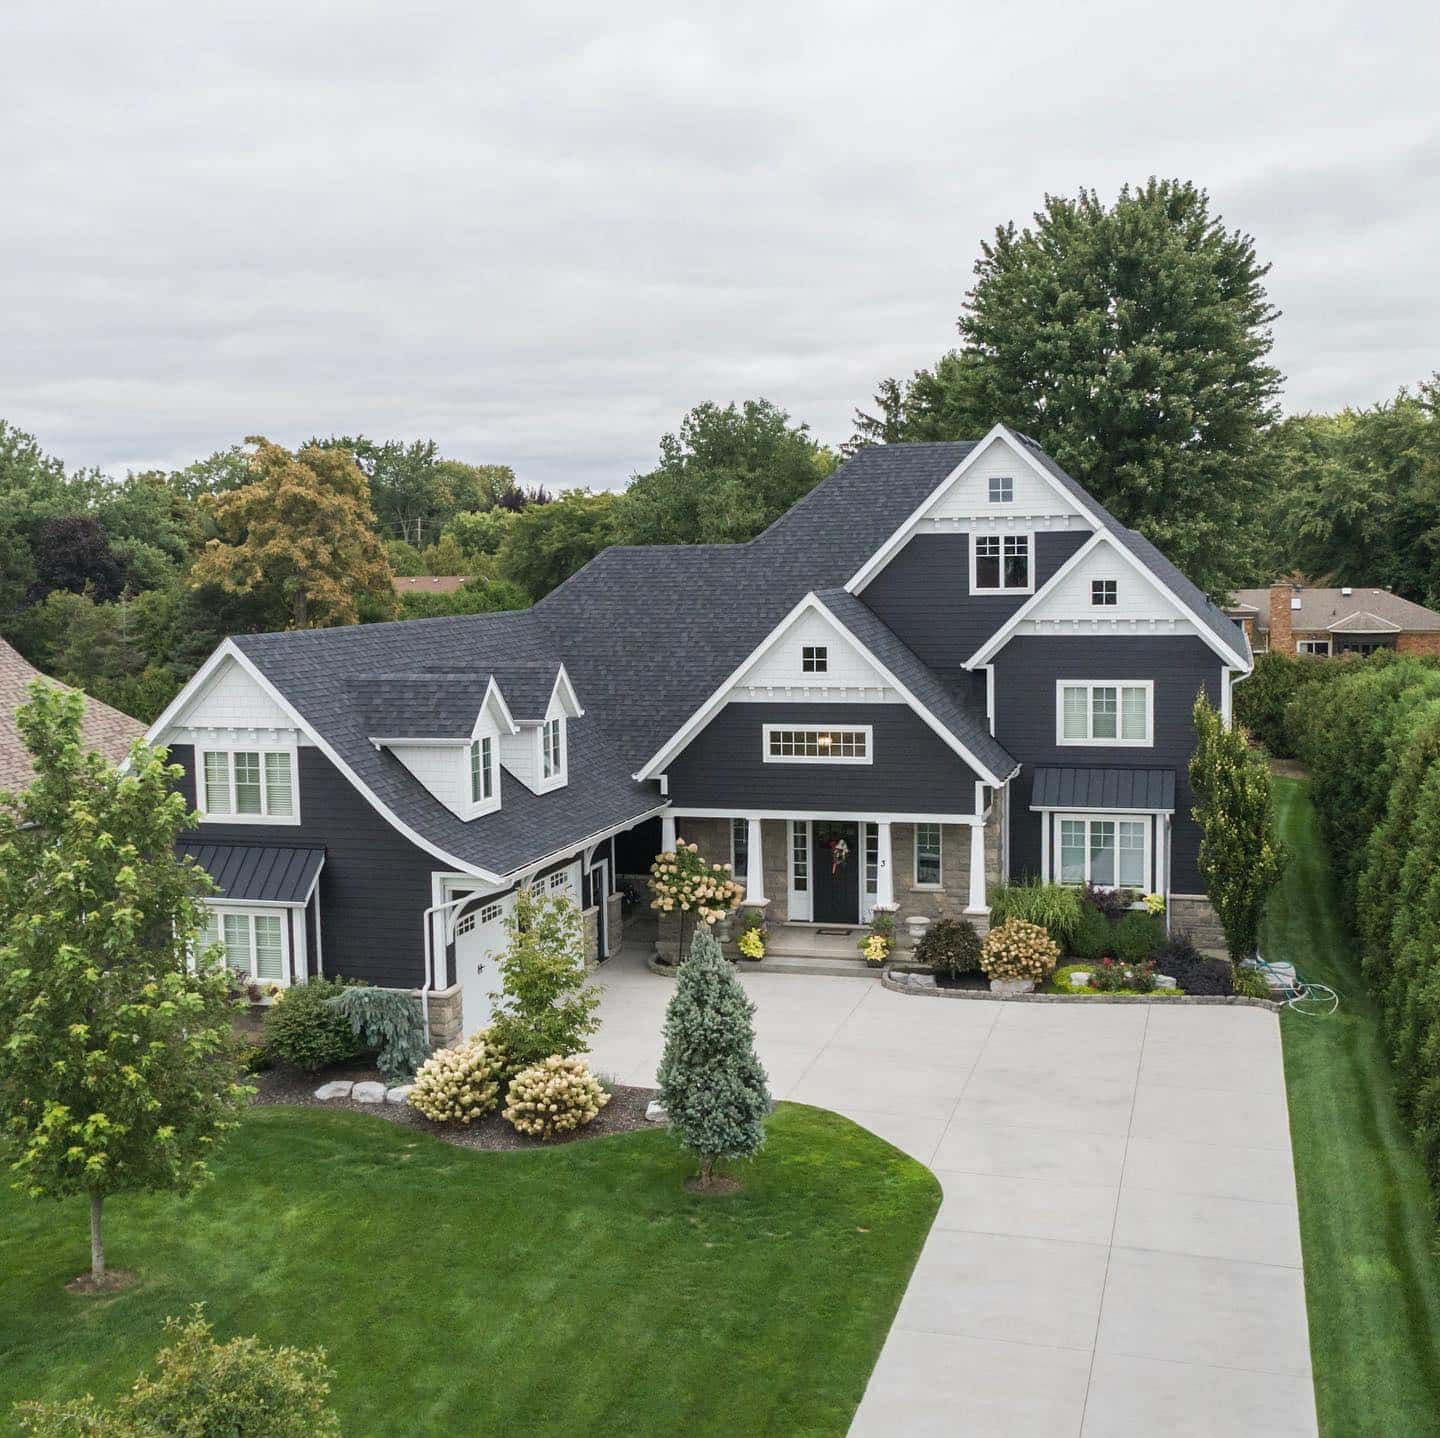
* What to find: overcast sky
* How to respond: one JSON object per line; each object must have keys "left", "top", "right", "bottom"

{"left": 3, "top": 1, "right": 1437, "bottom": 491}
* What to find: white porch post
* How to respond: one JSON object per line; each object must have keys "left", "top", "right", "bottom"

{"left": 661, "top": 813, "right": 677, "bottom": 852}
{"left": 874, "top": 820, "right": 895, "bottom": 908}
{"left": 744, "top": 816, "right": 766, "bottom": 903}
{"left": 965, "top": 820, "right": 989, "bottom": 915}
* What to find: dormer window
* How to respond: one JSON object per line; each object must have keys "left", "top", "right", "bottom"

{"left": 469, "top": 735, "right": 495, "bottom": 804}
{"left": 542, "top": 717, "right": 564, "bottom": 780}
{"left": 988, "top": 476, "right": 1014, "bottom": 503}
{"left": 802, "top": 645, "right": 828, "bottom": 674}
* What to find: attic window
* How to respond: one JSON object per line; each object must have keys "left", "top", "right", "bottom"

{"left": 1091, "top": 579, "right": 1118, "bottom": 607}
{"left": 802, "top": 645, "right": 828, "bottom": 674}
{"left": 988, "top": 476, "right": 1014, "bottom": 503}
{"left": 542, "top": 717, "right": 564, "bottom": 780}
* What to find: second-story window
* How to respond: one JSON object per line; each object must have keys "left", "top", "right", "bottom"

{"left": 469, "top": 735, "right": 494, "bottom": 804}
{"left": 764, "top": 725, "right": 871, "bottom": 764}
{"left": 1058, "top": 682, "right": 1152, "bottom": 745}
{"left": 201, "top": 749, "right": 295, "bottom": 819}
{"left": 974, "top": 533, "right": 1030, "bottom": 592}
{"left": 1091, "top": 579, "right": 1118, "bottom": 606}
{"left": 801, "top": 645, "right": 828, "bottom": 674}
{"left": 542, "top": 717, "right": 563, "bottom": 779}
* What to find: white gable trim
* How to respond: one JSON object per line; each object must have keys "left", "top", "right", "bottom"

{"left": 844, "top": 426, "right": 1105, "bottom": 596}
{"left": 964, "top": 532, "right": 1251, "bottom": 671}
{"left": 147, "top": 641, "right": 503, "bottom": 883}
{"left": 472, "top": 677, "right": 519, "bottom": 739}
{"left": 550, "top": 664, "right": 585, "bottom": 719}
{"left": 635, "top": 592, "right": 1007, "bottom": 786}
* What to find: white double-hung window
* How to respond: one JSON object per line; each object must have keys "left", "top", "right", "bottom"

{"left": 541, "top": 717, "right": 564, "bottom": 780}
{"left": 469, "top": 735, "right": 495, "bottom": 804}
{"left": 200, "top": 749, "right": 296, "bottom": 820}
{"left": 1057, "top": 817, "right": 1148, "bottom": 890}
{"left": 972, "top": 533, "right": 1031, "bottom": 593}
{"left": 1057, "top": 681, "right": 1152, "bottom": 746}
{"left": 202, "top": 909, "right": 287, "bottom": 983}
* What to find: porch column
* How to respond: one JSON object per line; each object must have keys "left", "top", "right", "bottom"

{"left": 965, "top": 820, "right": 989, "bottom": 915}
{"left": 874, "top": 820, "right": 895, "bottom": 908}
{"left": 744, "top": 816, "right": 766, "bottom": 903}
{"left": 661, "top": 813, "right": 677, "bottom": 852}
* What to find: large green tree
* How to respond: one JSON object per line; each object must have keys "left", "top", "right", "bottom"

{"left": 853, "top": 180, "right": 1282, "bottom": 594}
{"left": 498, "top": 489, "right": 622, "bottom": 599}
{"left": 616, "top": 399, "right": 838, "bottom": 547}
{"left": 0, "top": 684, "right": 249, "bottom": 1286}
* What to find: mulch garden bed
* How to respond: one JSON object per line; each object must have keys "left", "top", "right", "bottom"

{"left": 249, "top": 1063, "right": 658, "bottom": 1153}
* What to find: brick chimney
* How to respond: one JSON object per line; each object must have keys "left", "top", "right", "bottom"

{"left": 1269, "top": 583, "right": 1298, "bottom": 655}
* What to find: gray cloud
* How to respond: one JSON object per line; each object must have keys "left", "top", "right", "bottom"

{"left": 3, "top": 0, "right": 1438, "bottom": 488}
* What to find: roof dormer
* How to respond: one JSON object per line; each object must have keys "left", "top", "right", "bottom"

{"left": 495, "top": 663, "right": 583, "bottom": 795}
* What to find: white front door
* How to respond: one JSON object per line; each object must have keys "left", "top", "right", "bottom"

{"left": 454, "top": 894, "right": 510, "bottom": 1038}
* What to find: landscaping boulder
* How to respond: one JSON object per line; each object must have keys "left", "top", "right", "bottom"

{"left": 385, "top": 1084, "right": 415, "bottom": 1104}
{"left": 352, "top": 1081, "right": 386, "bottom": 1104}
{"left": 313, "top": 1080, "right": 354, "bottom": 1101}
{"left": 644, "top": 1099, "right": 668, "bottom": 1124}
{"left": 989, "top": 977, "right": 1035, "bottom": 995}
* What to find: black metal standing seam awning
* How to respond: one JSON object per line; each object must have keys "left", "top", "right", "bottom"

{"left": 1029, "top": 767, "right": 1176, "bottom": 812}
{"left": 177, "top": 841, "right": 326, "bottom": 904}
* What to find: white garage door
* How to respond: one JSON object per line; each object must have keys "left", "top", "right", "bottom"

{"left": 454, "top": 894, "right": 510, "bottom": 1039}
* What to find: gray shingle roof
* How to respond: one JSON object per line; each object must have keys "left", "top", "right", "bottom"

{"left": 488, "top": 663, "right": 561, "bottom": 721}
{"left": 1030, "top": 766, "right": 1176, "bottom": 812}
{"left": 1231, "top": 587, "right": 1440, "bottom": 633}
{"left": 354, "top": 672, "right": 496, "bottom": 738}
{"left": 814, "top": 589, "right": 1016, "bottom": 782}
{"left": 178, "top": 840, "right": 325, "bottom": 903}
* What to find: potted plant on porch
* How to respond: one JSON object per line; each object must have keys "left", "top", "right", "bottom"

{"left": 736, "top": 909, "right": 768, "bottom": 963}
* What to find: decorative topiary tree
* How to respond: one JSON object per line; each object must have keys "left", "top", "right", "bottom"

{"left": 0, "top": 683, "right": 250, "bottom": 1289}
{"left": 657, "top": 926, "right": 771, "bottom": 1192}
{"left": 13, "top": 1307, "right": 341, "bottom": 1437}
{"left": 648, "top": 838, "right": 744, "bottom": 962}
{"left": 1189, "top": 693, "right": 1289, "bottom": 964}
{"left": 488, "top": 886, "right": 599, "bottom": 1069}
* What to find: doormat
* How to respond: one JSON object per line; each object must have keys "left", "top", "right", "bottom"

{"left": 816, "top": 927, "right": 859, "bottom": 936}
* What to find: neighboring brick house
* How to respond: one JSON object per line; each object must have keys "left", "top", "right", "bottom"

{"left": 392, "top": 576, "right": 470, "bottom": 596}
{"left": 1225, "top": 584, "right": 1440, "bottom": 657}
{"left": 0, "top": 638, "right": 145, "bottom": 791}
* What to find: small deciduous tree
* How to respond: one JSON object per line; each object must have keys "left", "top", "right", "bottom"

{"left": 647, "top": 838, "right": 743, "bottom": 963}
{"left": 488, "top": 886, "right": 599, "bottom": 1069}
{"left": 191, "top": 437, "right": 395, "bottom": 628}
{"left": 657, "top": 927, "right": 770, "bottom": 1192}
{"left": 0, "top": 683, "right": 249, "bottom": 1287}
{"left": 1189, "top": 692, "right": 1288, "bottom": 964}
{"left": 13, "top": 1307, "right": 342, "bottom": 1437}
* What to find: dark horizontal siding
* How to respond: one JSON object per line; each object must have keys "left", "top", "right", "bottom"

{"left": 993, "top": 637, "right": 1222, "bottom": 894}
{"left": 861, "top": 530, "right": 1091, "bottom": 678}
{"left": 666, "top": 702, "right": 980, "bottom": 814}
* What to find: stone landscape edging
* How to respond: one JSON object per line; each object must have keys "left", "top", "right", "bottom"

{"left": 880, "top": 964, "right": 1284, "bottom": 1010}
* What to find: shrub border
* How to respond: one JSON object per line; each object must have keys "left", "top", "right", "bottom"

{"left": 880, "top": 963, "right": 1282, "bottom": 1010}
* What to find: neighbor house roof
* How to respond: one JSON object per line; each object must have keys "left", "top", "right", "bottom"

{"left": 0, "top": 638, "right": 145, "bottom": 792}
{"left": 1230, "top": 587, "right": 1440, "bottom": 633}
{"left": 393, "top": 576, "right": 469, "bottom": 595}
{"left": 1030, "top": 765, "right": 1176, "bottom": 812}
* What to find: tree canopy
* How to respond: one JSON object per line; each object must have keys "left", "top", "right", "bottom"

{"left": 853, "top": 179, "right": 1282, "bottom": 595}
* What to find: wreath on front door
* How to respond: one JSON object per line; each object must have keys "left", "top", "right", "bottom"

{"left": 825, "top": 836, "right": 850, "bottom": 875}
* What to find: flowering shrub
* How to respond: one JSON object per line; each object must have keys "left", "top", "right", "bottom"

{"left": 980, "top": 918, "right": 1060, "bottom": 983}
{"left": 649, "top": 841, "right": 745, "bottom": 923}
{"left": 738, "top": 928, "right": 766, "bottom": 960}
{"left": 409, "top": 1031, "right": 509, "bottom": 1124}
{"left": 503, "top": 1055, "right": 610, "bottom": 1138}
{"left": 1089, "top": 957, "right": 1157, "bottom": 993}
{"left": 859, "top": 933, "right": 890, "bottom": 966}
{"left": 1143, "top": 892, "right": 1166, "bottom": 916}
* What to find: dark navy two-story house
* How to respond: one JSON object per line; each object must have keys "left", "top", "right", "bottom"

{"left": 147, "top": 425, "right": 1251, "bottom": 1042}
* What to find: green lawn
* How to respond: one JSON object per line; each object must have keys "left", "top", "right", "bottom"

{"left": 1267, "top": 778, "right": 1440, "bottom": 1435}
{"left": 0, "top": 1103, "right": 938, "bottom": 1437}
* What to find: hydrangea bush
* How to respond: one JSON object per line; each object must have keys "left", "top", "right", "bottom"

{"left": 649, "top": 839, "right": 745, "bottom": 959}
{"left": 979, "top": 918, "right": 1060, "bottom": 983}
{"left": 409, "top": 1031, "right": 509, "bottom": 1124}
{"left": 503, "top": 1055, "right": 610, "bottom": 1138}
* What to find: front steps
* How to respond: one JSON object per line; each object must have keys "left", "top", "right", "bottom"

{"left": 758, "top": 925, "right": 876, "bottom": 978}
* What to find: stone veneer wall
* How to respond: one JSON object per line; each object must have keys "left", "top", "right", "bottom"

{"left": 581, "top": 905, "right": 600, "bottom": 969}
{"left": 425, "top": 983, "right": 463, "bottom": 1049}
{"left": 605, "top": 891, "right": 624, "bottom": 956}
{"left": 1169, "top": 893, "right": 1226, "bottom": 957}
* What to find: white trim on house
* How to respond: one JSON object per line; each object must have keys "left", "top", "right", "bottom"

{"left": 1054, "top": 680, "right": 1155, "bottom": 748}
{"left": 147, "top": 642, "right": 506, "bottom": 882}
{"left": 201, "top": 903, "right": 293, "bottom": 986}
{"left": 761, "top": 723, "right": 873, "bottom": 765}
{"left": 965, "top": 531, "right": 1251, "bottom": 671}
{"left": 195, "top": 743, "right": 300, "bottom": 825}
{"left": 635, "top": 592, "right": 1007, "bottom": 786}
{"left": 473, "top": 676, "right": 521, "bottom": 737}
{"left": 968, "top": 529, "right": 1036, "bottom": 596}
{"left": 1297, "top": 638, "right": 1333, "bottom": 655}
{"left": 844, "top": 426, "right": 1108, "bottom": 596}
{"left": 912, "top": 821, "right": 943, "bottom": 889}
{"left": 669, "top": 806, "right": 984, "bottom": 825}
{"left": 1049, "top": 811, "right": 1152, "bottom": 891}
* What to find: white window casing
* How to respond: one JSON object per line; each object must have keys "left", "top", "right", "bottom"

{"left": 197, "top": 747, "right": 299, "bottom": 823}
{"left": 762, "top": 724, "right": 873, "bottom": 765}
{"left": 202, "top": 907, "right": 290, "bottom": 984}
{"left": 1090, "top": 578, "right": 1118, "bottom": 607}
{"left": 1054, "top": 814, "right": 1149, "bottom": 890}
{"left": 787, "top": 819, "right": 811, "bottom": 921}
{"left": 1055, "top": 680, "right": 1154, "bottom": 748}
{"left": 987, "top": 475, "right": 1015, "bottom": 503}
{"left": 1297, "top": 639, "right": 1331, "bottom": 656}
{"left": 971, "top": 531, "right": 1033, "bottom": 595}
{"left": 913, "top": 822, "right": 942, "bottom": 888}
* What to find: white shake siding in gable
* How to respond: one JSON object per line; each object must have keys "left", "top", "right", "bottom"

{"left": 166, "top": 657, "right": 301, "bottom": 743}
{"left": 920, "top": 438, "right": 1089, "bottom": 527}
{"left": 1016, "top": 539, "right": 1201, "bottom": 632}
{"left": 736, "top": 606, "right": 900, "bottom": 701}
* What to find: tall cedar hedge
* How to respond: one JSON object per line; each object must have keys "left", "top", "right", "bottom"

{"left": 1289, "top": 654, "right": 1440, "bottom": 1203}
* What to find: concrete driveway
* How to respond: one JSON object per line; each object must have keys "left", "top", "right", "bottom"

{"left": 588, "top": 948, "right": 1316, "bottom": 1438}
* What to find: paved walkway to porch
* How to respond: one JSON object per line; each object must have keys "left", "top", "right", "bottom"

{"left": 588, "top": 947, "right": 1316, "bottom": 1437}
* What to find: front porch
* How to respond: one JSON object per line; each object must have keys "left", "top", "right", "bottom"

{"left": 651, "top": 804, "right": 1005, "bottom": 964}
